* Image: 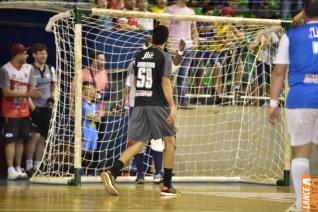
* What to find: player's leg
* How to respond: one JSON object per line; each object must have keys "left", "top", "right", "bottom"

{"left": 150, "top": 138, "right": 164, "bottom": 184}
{"left": 147, "top": 106, "right": 179, "bottom": 195}
{"left": 33, "top": 109, "right": 51, "bottom": 172}
{"left": 34, "top": 136, "right": 45, "bottom": 169}
{"left": 287, "top": 109, "right": 314, "bottom": 210}
{"left": 16, "top": 117, "right": 32, "bottom": 179}
{"left": 101, "top": 107, "right": 149, "bottom": 195}
{"left": 101, "top": 141, "right": 145, "bottom": 195}
{"left": 4, "top": 118, "right": 20, "bottom": 180}
{"left": 26, "top": 108, "right": 41, "bottom": 175}
{"left": 134, "top": 152, "right": 145, "bottom": 184}
{"left": 26, "top": 133, "right": 40, "bottom": 172}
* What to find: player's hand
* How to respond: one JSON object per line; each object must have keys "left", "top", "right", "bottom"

{"left": 178, "top": 39, "right": 186, "bottom": 52}
{"left": 268, "top": 107, "right": 279, "bottom": 125}
{"left": 28, "top": 87, "right": 41, "bottom": 98}
{"left": 145, "top": 35, "right": 152, "bottom": 48}
{"left": 167, "top": 106, "right": 176, "bottom": 124}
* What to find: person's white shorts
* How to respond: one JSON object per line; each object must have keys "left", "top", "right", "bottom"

{"left": 286, "top": 109, "right": 318, "bottom": 146}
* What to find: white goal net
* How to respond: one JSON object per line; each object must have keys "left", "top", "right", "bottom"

{"left": 31, "top": 8, "right": 289, "bottom": 185}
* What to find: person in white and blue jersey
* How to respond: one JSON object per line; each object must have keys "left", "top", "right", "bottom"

{"left": 268, "top": 0, "right": 318, "bottom": 211}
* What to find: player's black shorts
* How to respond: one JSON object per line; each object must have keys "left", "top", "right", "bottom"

{"left": 2, "top": 117, "right": 32, "bottom": 142}
{"left": 31, "top": 107, "right": 52, "bottom": 138}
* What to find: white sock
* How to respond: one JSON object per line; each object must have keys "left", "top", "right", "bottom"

{"left": 291, "top": 158, "right": 309, "bottom": 209}
{"left": 15, "top": 166, "right": 22, "bottom": 173}
{"left": 26, "top": 159, "right": 33, "bottom": 171}
{"left": 8, "top": 167, "right": 16, "bottom": 174}
{"left": 34, "top": 161, "right": 41, "bottom": 170}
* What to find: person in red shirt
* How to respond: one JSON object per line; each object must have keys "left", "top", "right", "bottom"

{"left": 116, "top": 0, "right": 139, "bottom": 30}
{"left": 0, "top": 44, "right": 41, "bottom": 180}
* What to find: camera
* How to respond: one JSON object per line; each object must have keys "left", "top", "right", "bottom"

{"left": 47, "top": 97, "right": 54, "bottom": 107}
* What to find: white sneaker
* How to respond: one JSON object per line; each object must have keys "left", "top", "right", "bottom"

{"left": 16, "top": 168, "right": 28, "bottom": 179}
{"left": 153, "top": 174, "right": 162, "bottom": 184}
{"left": 7, "top": 170, "right": 21, "bottom": 180}
{"left": 286, "top": 203, "right": 304, "bottom": 212}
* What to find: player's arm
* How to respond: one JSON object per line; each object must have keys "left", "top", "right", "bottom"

{"left": 268, "top": 33, "right": 289, "bottom": 124}
{"left": 162, "top": 76, "right": 176, "bottom": 124}
{"left": 1, "top": 69, "right": 40, "bottom": 98}
{"left": 29, "top": 98, "right": 35, "bottom": 111}
{"left": 191, "top": 22, "right": 199, "bottom": 49}
{"left": 172, "top": 39, "right": 186, "bottom": 67}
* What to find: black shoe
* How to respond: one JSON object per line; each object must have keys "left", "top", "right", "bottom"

{"left": 26, "top": 168, "right": 36, "bottom": 178}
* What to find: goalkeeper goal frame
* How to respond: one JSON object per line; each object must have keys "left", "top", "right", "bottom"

{"left": 31, "top": 7, "right": 292, "bottom": 186}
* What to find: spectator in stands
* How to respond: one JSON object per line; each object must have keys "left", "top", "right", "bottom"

{"left": 117, "top": 0, "right": 139, "bottom": 30}
{"left": 150, "top": 0, "right": 167, "bottom": 13}
{"left": 0, "top": 44, "right": 41, "bottom": 180}
{"left": 250, "top": 0, "right": 279, "bottom": 19}
{"left": 220, "top": 6, "right": 233, "bottom": 17}
{"left": 82, "top": 51, "right": 109, "bottom": 118}
{"left": 25, "top": 43, "right": 56, "bottom": 177}
{"left": 70, "top": 51, "right": 108, "bottom": 173}
{"left": 218, "top": 7, "right": 245, "bottom": 97}
{"left": 229, "top": 0, "right": 248, "bottom": 17}
{"left": 195, "top": 5, "right": 224, "bottom": 102}
{"left": 150, "top": 0, "right": 168, "bottom": 27}
{"left": 281, "top": 0, "right": 303, "bottom": 19}
{"left": 107, "top": 0, "right": 124, "bottom": 9}
{"left": 92, "top": 0, "right": 113, "bottom": 29}
{"left": 81, "top": 81, "right": 100, "bottom": 176}
{"left": 136, "top": 0, "right": 154, "bottom": 30}
{"left": 164, "top": 0, "right": 199, "bottom": 107}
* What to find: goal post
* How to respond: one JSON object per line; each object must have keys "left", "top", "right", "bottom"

{"left": 31, "top": 8, "right": 292, "bottom": 186}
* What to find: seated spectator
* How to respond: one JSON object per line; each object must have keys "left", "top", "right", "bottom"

{"left": 150, "top": 0, "right": 168, "bottom": 27}
{"left": 25, "top": 43, "right": 56, "bottom": 177}
{"left": 136, "top": 0, "right": 154, "bottom": 30}
{"left": 220, "top": 6, "right": 233, "bottom": 17}
{"left": 116, "top": 0, "right": 139, "bottom": 30}
{"left": 216, "top": 9, "right": 245, "bottom": 96}
{"left": 0, "top": 44, "right": 41, "bottom": 180}
{"left": 281, "top": 0, "right": 303, "bottom": 20}
{"left": 250, "top": 0, "right": 279, "bottom": 19}
{"left": 92, "top": 0, "right": 113, "bottom": 29}
{"left": 194, "top": 5, "right": 223, "bottom": 102}
{"left": 229, "top": 0, "right": 249, "bottom": 17}
{"left": 150, "top": 0, "right": 167, "bottom": 13}
{"left": 81, "top": 81, "right": 100, "bottom": 176}
{"left": 107, "top": 0, "right": 124, "bottom": 9}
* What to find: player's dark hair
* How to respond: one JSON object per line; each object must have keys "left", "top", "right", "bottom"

{"left": 31, "top": 43, "right": 48, "bottom": 54}
{"left": 152, "top": 25, "right": 169, "bottom": 45}
{"left": 304, "top": 0, "right": 318, "bottom": 18}
{"left": 89, "top": 51, "right": 104, "bottom": 63}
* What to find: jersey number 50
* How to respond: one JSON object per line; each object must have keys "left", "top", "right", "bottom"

{"left": 136, "top": 67, "right": 153, "bottom": 89}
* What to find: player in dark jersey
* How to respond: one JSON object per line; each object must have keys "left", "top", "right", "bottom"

{"left": 101, "top": 25, "right": 178, "bottom": 196}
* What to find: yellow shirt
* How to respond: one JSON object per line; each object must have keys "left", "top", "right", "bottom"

{"left": 150, "top": 5, "right": 166, "bottom": 25}
{"left": 150, "top": 5, "right": 165, "bottom": 13}
{"left": 211, "top": 22, "right": 230, "bottom": 52}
